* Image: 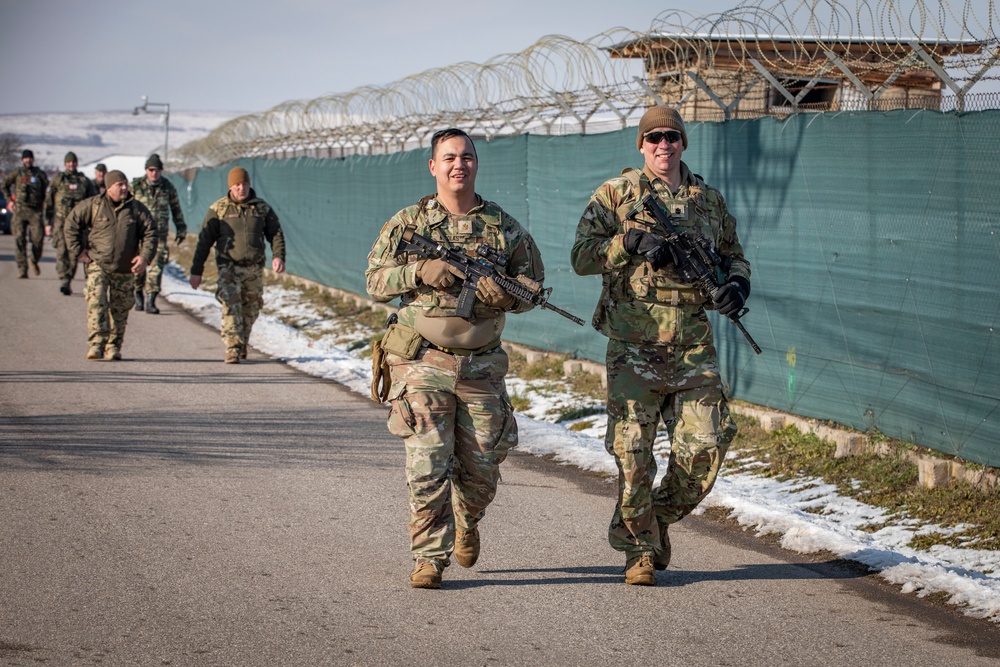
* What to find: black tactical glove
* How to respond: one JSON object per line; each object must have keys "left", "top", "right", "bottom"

{"left": 623, "top": 229, "right": 677, "bottom": 271}
{"left": 713, "top": 276, "right": 751, "bottom": 317}
{"left": 174, "top": 233, "right": 186, "bottom": 246}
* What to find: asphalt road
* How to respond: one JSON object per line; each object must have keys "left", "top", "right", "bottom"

{"left": 2, "top": 233, "right": 998, "bottom": 667}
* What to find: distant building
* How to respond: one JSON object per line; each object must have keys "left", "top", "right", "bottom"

{"left": 608, "top": 33, "right": 992, "bottom": 119}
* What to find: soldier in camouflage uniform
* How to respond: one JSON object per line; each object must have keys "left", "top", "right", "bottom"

{"left": 189, "top": 167, "right": 286, "bottom": 364}
{"left": 131, "top": 154, "right": 186, "bottom": 314}
{"left": 1, "top": 149, "right": 49, "bottom": 278}
{"left": 45, "top": 152, "right": 97, "bottom": 295}
{"left": 571, "top": 107, "right": 751, "bottom": 586}
{"left": 66, "top": 170, "right": 158, "bottom": 361}
{"left": 366, "top": 128, "right": 544, "bottom": 589}
{"left": 93, "top": 163, "right": 107, "bottom": 195}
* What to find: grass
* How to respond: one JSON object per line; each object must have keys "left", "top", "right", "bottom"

{"left": 729, "top": 415, "right": 1000, "bottom": 551}
{"left": 167, "top": 249, "right": 999, "bottom": 554}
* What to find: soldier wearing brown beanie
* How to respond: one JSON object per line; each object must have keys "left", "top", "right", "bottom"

{"left": 190, "top": 166, "right": 286, "bottom": 363}
{"left": 571, "top": 105, "right": 751, "bottom": 586}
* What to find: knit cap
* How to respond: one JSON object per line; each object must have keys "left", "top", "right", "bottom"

{"left": 228, "top": 167, "right": 250, "bottom": 187}
{"left": 637, "top": 106, "right": 687, "bottom": 149}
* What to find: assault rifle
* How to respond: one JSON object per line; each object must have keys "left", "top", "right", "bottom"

{"left": 626, "top": 194, "right": 762, "bottom": 354}
{"left": 395, "top": 227, "right": 585, "bottom": 326}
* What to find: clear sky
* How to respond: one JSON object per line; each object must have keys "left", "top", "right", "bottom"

{"left": 0, "top": 0, "right": 732, "bottom": 115}
{"left": 2, "top": 1, "right": 996, "bottom": 115}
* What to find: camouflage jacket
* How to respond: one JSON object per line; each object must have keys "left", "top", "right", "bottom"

{"left": 66, "top": 193, "right": 158, "bottom": 274}
{"left": 190, "top": 189, "right": 285, "bottom": 274}
{"left": 571, "top": 162, "right": 750, "bottom": 346}
{"left": 45, "top": 170, "right": 96, "bottom": 222}
{"left": 365, "top": 194, "right": 544, "bottom": 328}
{"left": 130, "top": 176, "right": 186, "bottom": 239}
{"left": 2, "top": 166, "right": 49, "bottom": 212}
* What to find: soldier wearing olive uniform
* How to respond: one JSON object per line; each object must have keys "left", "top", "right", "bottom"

{"left": 46, "top": 151, "right": 97, "bottom": 295}
{"left": 1, "top": 149, "right": 49, "bottom": 278}
{"left": 131, "top": 154, "right": 186, "bottom": 314}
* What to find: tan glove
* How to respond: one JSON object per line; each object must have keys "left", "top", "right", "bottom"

{"left": 417, "top": 259, "right": 465, "bottom": 288}
{"left": 476, "top": 276, "right": 516, "bottom": 309}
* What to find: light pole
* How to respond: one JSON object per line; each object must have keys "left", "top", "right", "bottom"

{"left": 132, "top": 95, "right": 171, "bottom": 166}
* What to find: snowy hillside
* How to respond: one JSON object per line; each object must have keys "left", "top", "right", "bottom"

{"left": 0, "top": 110, "right": 243, "bottom": 171}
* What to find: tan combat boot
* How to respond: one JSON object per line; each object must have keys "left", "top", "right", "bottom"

{"left": 409, "top": 559, "right": 443, "bottom": 589}
{"left": 86, "top": 346, "right": 104, "bottom": 360}
{"left": 625, "top": 553, "right": 656, "bottom": 586}
{"left": 224, "top": 350, "right": 240, "bottom": 364}
{"left": 104, "top": 347, "right": 122, "bottom": 361}
{"left": 454, "top": 527, "right": 480, "bottom": 568}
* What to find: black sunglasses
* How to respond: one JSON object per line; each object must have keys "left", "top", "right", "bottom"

{"left": 643, "top": 130, "right": 683, "bottom": 145}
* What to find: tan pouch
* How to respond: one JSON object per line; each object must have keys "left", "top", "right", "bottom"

{"left": 380, "top": 322, "right": 424, "bottom": 360}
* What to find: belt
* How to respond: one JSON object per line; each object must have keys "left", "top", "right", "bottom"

{"left": 423, "top": 341, "right": 501, "bottom": 357}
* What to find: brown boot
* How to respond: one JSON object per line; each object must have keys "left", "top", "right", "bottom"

{"left": 409, "top": 559, "right": 443, "bottom": 589}
{"left": 625, "top": 553, "right": 656, "bottom": 586}
{"left": 104, "top": 347, "right": 122, "bottom": 361}
{"left": 86, "top": 346, "right": 104, "bottom": 360}
{"left": 224, "top": 350, "right": 240, "bottom": 364}
{"left": 653, "top": 524, "right": 671, "bottom": 570}
{"left": 454, "top": 527, "right": 480, "bottom": 568}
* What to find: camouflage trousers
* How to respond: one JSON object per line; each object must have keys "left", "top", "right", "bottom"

{"left": 51, "top": 217, "right": 80, "bottom": 283}
{"left": 11, "top": 209, "right": 45, "bottom": 276}
{"left": 385, "top": 346, "right": 517, "bottom": 564}
{"left": 216, "top": 263, "right": 264, "bottom": 354}
{"left": 604, "top": 338, "right": 737, "bottom": 559}
{"left": 84, "top": 261, "right": 135, "bottom": 349}
{"left": 135, "top": 234, "right": 169, "bottom": 294}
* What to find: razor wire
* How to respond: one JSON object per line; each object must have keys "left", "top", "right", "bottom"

{"left": 170, "top": 1, "right": 1000, "bottom": 170}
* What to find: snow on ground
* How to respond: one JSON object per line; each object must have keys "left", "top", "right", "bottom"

{"left": 160, "top": 265, "right": 1000, "bottom": 623}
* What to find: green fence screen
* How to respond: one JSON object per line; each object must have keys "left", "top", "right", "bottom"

{"left": 170, "top": 109, "right": 1000, "bottom": 467}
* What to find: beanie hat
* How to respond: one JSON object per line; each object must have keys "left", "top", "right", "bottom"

{"left": 637, "top": 106, "right": 687, "bottom": 149}
{"left": 145, "top": 153, "right": 163, "bottom": 170}
{"left": 104, "top": 170, "right": 127, "bottom": 190}
{"left": 95, "top": 163, "right": 107, "bottom": 172}
{"left": 64, "top": 151, "right": 78, "bottom": 163}
{"left": 228, "top": 167, "right": 250, "bottom": 187}
{"left": 22, "top": 149, "right": 34, "bottom": 159}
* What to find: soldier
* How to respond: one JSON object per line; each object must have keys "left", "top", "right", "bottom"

{"left": 365, "top": 128, "right": 544, "bottom": 589}
{"left": 189, "top": 167, "right": 286, "bottom": 364}
{"left": 570, "top": 107, "right": 751, "bottom": 586}
{"left": 131, "top": 153, "right": 186, "bottom": 314}
{"left": 66, "top": 170, "right": 158, "bottom": 361}
{"left": 45, "top": 151, "right": 97, "bottom": 295}
{"left": 1, "top": 149, "right": 49, "bottom": 278}
{"left": 93, "top": 163, "right": 107, "bottom": 195}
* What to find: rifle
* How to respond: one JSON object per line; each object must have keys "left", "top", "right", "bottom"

{"left": 626, "top": 194, "right": 762, "bottom": 355}
{"left": 395, "top": 227, "right": 585, "bottom": 326}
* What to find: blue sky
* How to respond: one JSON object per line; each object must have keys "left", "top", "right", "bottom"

{"left": 2, "top": 1, "right": 996, "bottom": 115}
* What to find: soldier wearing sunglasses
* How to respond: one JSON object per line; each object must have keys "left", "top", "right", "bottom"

{"left": 571, "top": 106, "right": 751, "bottom": 586}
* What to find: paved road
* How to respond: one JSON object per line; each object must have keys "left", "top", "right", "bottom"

{"left": 2, "top": 234, "right": 998, "bottom": 667}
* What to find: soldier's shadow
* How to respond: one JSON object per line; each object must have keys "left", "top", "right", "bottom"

{"left": 453, "top": 561, "right": 864, "bottom": 588}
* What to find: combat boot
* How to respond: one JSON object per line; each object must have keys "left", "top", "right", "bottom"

{"left": 86, "top": 346, "right": 104, "bottom": 360}
{"left": 454, "top": 527, "right": 480, "bottom": 568}
{"left": 224, "top": 350, "right": 240, "bottom": 364}
{"left": 653, "top": 524, "right": 671, "bottom": 570}
{"left": 145, "top": 293, "right": 160, "bottom": 314}
{"left": 134, "top": 289, "right": 144, "bottom": 311}
{"left": 30, "top": 258, "right": 40, "bottom": 276}
{"left": 409, "top": 559, "right": 443, "bottom": 589}
{"left": 104, "top": 347, "right": 121, "bottom": 361}
{"left": 239, "top": 346, "right": 248, "bottom": 360}
{"left": 624, "top": 553, "right": 656, "bottom": 586}
{"left": 59, "top": 280, "right": 72, "bottom": 296}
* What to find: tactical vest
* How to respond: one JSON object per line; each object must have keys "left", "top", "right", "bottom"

{"left": 12, "top": 167, "right": 46, "bottom": 209}
{"left": 52, "top": 172, "right": 92, "bottom": 220}
{"left": 613, "top": 168, "right": 724, "bottom": 306}
{"left": 397, "top": 194, "right": 512, "bottom": 319}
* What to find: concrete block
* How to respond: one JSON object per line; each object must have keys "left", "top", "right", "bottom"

{"left": 761, "top": 415, "right": 786, "bottom": 432}
{"left": 834, "top": 435, "right": 865, "bottom": 458}
{"left": 524, "top": 350, "right": 549, "bottom": 365}
{"left": 563, "top": 360, "right": 584, "bottom": 375}
{"left": 918, "top": 457, "right": 951, "bottom": 489}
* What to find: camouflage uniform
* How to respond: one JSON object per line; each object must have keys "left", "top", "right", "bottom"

{"left": 1, "top": 165, "right": 49, "bottom": 277}
{"left": 365, "top": 195, "right": 544, "bottom": 566}
{"left": 570, "top": 163, "right": 750, "bottom": 561}
{"left": 46, "top": 168, "right": 96, "bottom": 286}
{"left": 66, "top": 193, "right": 158, "bottom": 354}
{"left": 131, "top": 175, "right": 186, "bottom": 296}
{"left": 190, "top": 188, "right": 285, "bottom": 357}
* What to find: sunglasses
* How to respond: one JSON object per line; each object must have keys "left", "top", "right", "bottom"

{"left": 643, "top": 130, "right": 683, "bottom": 145}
